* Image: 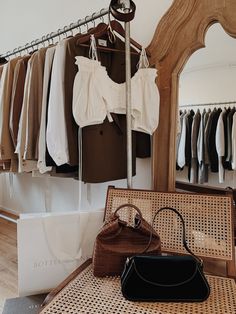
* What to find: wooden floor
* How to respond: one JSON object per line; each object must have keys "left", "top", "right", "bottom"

{"left": 0, "top": 217, "right": 18, "bottom": 313}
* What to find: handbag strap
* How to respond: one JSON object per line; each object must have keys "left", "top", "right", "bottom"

{"left": 146, "top": 207, "right": 203, "bottom": 266}
{"left": 112, "top": 203, "right": 143, "bottom": 220}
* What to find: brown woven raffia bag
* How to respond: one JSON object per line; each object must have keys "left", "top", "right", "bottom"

{"left": 93, "top": 203, "right": 161, "bottom": 277}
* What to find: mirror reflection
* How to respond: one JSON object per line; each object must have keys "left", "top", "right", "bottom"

{"left": 177, "top": 23, "right": 236, "bottom": 188}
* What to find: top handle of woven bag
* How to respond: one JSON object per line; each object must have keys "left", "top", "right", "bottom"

{"left": 112, "top": 203, "right": 143, "bottom": 220}
{"left": 146, "top": 207, "right": 203, "bottom": 266}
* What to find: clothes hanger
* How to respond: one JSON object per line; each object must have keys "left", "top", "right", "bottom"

{"left": 76, "top": 19, "right": 141, "bottom": 56}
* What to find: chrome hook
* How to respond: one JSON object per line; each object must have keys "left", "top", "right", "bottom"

{"left": 91, "top": 13, "right": 96, "bottom": 27}
{"left": 57, "top": 29, "right": 62, "bottom": 41}
{"left": 41, "top": 36, "right": 46, "bottom": 47}
{"left": 50, "top": 32, "right": 54, "bottom": 44}
{"left": 63, "top": 26, "right": 68, "bottom": 38}
{"left": 69, "top": 23, "right": 74, "bottom": 36}
{"left": 84, "top": 16, "right": 90, "bottom": 32}
{"left": 77, "top": 19, "right": 82, "bottom": 33}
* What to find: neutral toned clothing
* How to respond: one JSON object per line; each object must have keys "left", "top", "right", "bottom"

{"left": 0, "top": 65, "right": 4, "bottom": 79}
{"left": 231, "top": 112, "right": 236, "bottom": 170}
{"left": 46, "top": 39, "right": 70, "bottom": 166}
{"left": 190, "top": 109, "right": 201, "bottom": 183}
{"left": 38, "top": 46, "right": 55, "bottom": 174}
{"left": 216, "top": 111, "right": 225, "bottom": 182}
{"left": 225, "top": 108, "right": 235, "bottom": 169}
{"left": 24, "top": 48, "right": 47, "bottom": 160}
{"left": 177, "top": 111, "right": 187, "bottom": 168}
{"left": 15, "top": 53, "right": 38, "bottom": 173}
{"left": 9, "top": 55, "right": 30, "bottom": 148}
{"left": 66, "top": 34, "right": 139, "bottom": 183}
{"left": 209, "top": 108, "right": 221, "bottom": 172}
{"left": 0, "top": 58, "right": 20, "bottom": 166}
{"left": 73, "top": 56, "right": 159, "bottom": 135}
{"left": 197, "top": 109, "right": 206, "bottom": 184}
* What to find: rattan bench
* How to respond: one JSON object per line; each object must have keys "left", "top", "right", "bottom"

{"left": 40, "top": 187, "right": 236, "bottom": 314}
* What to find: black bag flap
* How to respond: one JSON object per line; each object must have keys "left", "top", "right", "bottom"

{"left": 130, "top": 255, "right": 200, "bottom": 287}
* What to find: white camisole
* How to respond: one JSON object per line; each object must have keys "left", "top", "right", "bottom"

{"left": 72, "top": 37, "right": 160, "bottom": 135}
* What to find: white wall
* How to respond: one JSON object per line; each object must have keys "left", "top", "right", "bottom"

{"left": 177, "top": 23, "right": 236, "bottom": 188}
{"left": 0, "top": 0, "right": 173, "bottom": 213}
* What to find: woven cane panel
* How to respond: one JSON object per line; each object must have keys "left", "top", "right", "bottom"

{"left": 105, "top": 188, "right": 233, "bottom": 260}
{"left": 41, "top": 264, "right": 236, "bottom": 314}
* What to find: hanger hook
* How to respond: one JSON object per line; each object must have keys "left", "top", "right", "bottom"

{"left": 31, "top": 40, "right": 36, "bottom": 52}
{"left": 85, "top": 16, "right": 90, "bottom": 32}
{"left": 107, "top": 12, "right": 116, "bottom": 43}
{"left": 50, "top": 32, "right": 54, "bottom": 44}
{"left": 35, "top": 39, "right": 40, "bottom": 50}
{"left": 6, "top": 51, "right": 11, "bottom": 60}
{"left": 63, "top": 26, "right": 68, "bottom": 38}
{"left": 17, "top": 46, "right": 22, "bottom": 57}
{"left": 91, "top": 13, "right": 96, "bottom": 27}
{"left": 25, "top": 43, "right": 30, "bottom": 55}
{"left": 57, "top": 29, "right": 62, "bottom": 41}
{"left": 41, "top": 35, "right": 46, "bottom": 47}
{"left": 13, "top": 48, "right": 18, "bottom": 57}
{"left": 77, "top": 19, "right": 82, "bottom": 33}
{"left": 69, "top": 23, "right": 74, "bottom": 36}
{"left": 99, "top": 9, "right": 105, "bottom": 23}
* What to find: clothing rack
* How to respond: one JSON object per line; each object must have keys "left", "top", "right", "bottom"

{"left": 1, "top": 1, "right": 134, "bottom": 189}
{"left": 0, "top": 8, "right": 109, "bottom": 58}
{"left": 179, "top": 100, "right": 236, "bottom": 108}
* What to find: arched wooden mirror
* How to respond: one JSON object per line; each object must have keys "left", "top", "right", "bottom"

{"left": 148, "top": 0, "right": 236, "bottom": 191}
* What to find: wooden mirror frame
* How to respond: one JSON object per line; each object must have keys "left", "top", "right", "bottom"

{"left": 148, "top": 0, "right": 236, "bottom": 192}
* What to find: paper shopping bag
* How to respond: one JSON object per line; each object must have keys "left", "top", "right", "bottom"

{"left": 17, "top": 210, "right": 103, "bottom": 296}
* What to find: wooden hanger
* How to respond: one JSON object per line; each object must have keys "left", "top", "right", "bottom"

{"left": 76, "top": 20, "right": 142, "bottom": 55}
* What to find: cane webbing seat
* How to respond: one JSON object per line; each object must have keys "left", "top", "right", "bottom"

{"left": 104, "top": 187, "right": 235, "bottom": 264}
{"left": 40, "top": 262, "right": 236, "bottom": 314}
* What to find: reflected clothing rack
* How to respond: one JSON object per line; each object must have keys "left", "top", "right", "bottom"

{"left": 180, "top": 100, "right": 236, "bottom": 108}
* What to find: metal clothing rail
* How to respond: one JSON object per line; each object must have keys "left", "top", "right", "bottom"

{"left": 179, "top": 100, "right": 236, "bottom": 108}
{"left": 0, "top": 8, "right": 109, "bottom": 58}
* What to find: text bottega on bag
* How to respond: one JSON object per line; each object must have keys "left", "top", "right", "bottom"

{"left": 121, "top": 207, "right": 210, "bottom": 302}
{"left": 93, "top": 203, "right": 161, "bottom": 277}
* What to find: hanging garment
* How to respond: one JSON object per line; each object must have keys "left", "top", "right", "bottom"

{"left": 208, "top": 108, "right": 221, "bottom": 172}
{"left": 225, "top": 107, "right": 235, "bottom": 169}
{"left": 222, "top": 108, "right": 231, "bottom": 170}
{"left": 82, "top": 114, "right": 136, "bottom": 183}
{"left": 72, "top": 47, "right": 159, "bottom": 135}
{"left": 176, "top": 110, "right": 185, "bottom": 169}
{"left": 204, "top": 109, "right": 213, "bottom": 182}
{"left": 46, "top": 38, "right": 71, "bottom": 166}
{"left": 185, "top": 110, "right": 194, "bottom": 181}
{"left": 231, "top": 111, "right": 236, "bottom": 170}
{"left": 15, "top": 53, "right": 38, "bottom": 173}
{"left": 197, "top": 109, "right": 206, "bottom": 184}
{"left": 0, "top": 65, "right": 4, "bottom": 78}
{"left": 177, "top": 111, "right": 187, "bottom": 168}
{"left": 190, "top": 109, "right": 201, "bottom": 183}
{"left": 0, "top": 57, "right": 21, "bottom": 172}
{"left": 66, "top": 33, "right": 138, "bottom": 183}
{"left": 37, "top": 46, "right": 55, "bottom": 174}
{"left": 215, "top": 110, "right": 225, "bottom": 182}
{"left": 24, "top": 47, "right": 47, "bottom": 160}
{"left": 9, "top": 55, "right": 30, "bottom": 148}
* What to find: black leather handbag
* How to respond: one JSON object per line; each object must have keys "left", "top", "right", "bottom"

{"left": 121, "top": 207, "right": 211, "bottom": 302}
